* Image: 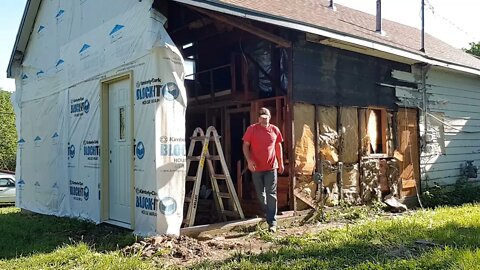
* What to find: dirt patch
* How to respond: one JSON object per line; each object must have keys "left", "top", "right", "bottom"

{"left": 121, "top": 221, "right": 350, "bottom": 268}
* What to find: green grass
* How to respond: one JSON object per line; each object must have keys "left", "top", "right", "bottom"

{"left": 1, "top": 204, "right": 480, "bottom": 269}
{"left": 0, "top": 206, "right": 151, "bottom": 269}
{"left": 0, "top": 207, "right": 136, "bottom": 259}
{"left": 191, "top": 205, "right": 480, "bottom": 269}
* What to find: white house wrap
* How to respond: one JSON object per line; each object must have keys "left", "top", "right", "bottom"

{"left": 11, "top": 0, "right": 186, "bottom": 236}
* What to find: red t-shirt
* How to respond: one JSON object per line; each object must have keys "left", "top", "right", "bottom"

{"left": 243, "top": 123, "right": 283, "bottom": 172}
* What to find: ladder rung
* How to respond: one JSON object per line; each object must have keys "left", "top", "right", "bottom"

{"left": 207, "top": 155, "right": 221, "bottom": 160}
{"left": 222, "top": 210, "right": 240, "bottom": 217}
{"left": 184, "top": 197, "right": 191, "bottom": 203}
{"left": 190, "top": 136, "right": 216, "bottom": 141}
{"left": 186, "top": 176, "right": 197, "bottom": 182}
{"left": 187, "top": 156, "right": 201, "bottom": 161}
{"left": 217, "top": 192, "right": 232, "bottom": 199}
{"left": 213, "top": 174, "right": 227, "bottom": 179}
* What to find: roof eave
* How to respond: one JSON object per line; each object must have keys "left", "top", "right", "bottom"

{"left": 172, "top": 0, "right": 480, "bottom": 77}
{"left": 7, "top": 0, "right": 41, "bottom": 78}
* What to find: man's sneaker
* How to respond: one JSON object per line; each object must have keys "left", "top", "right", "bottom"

{"left": 268, "top": 225, "right": 277, "bottom": 233}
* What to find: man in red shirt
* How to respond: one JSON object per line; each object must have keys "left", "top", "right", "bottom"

{"left": 242, "top": 107, "right": 284, "bottom": 233}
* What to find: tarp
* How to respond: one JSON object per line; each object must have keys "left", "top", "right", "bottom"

{"left": 12, "top": 0, "right": 186, "bottom": 236}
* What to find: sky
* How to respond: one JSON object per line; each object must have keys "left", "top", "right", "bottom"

{"left": 1, "top": 0, "right": 479, "bottom": 93}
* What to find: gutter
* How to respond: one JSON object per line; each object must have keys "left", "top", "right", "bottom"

{"left": 172, "top": 0, "right": 480, "bottom": 77}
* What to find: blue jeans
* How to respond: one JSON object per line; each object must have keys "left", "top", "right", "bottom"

{"left": 252, "top": 169, "right": 277, "bottom": 227}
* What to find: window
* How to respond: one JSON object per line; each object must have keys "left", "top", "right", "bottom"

{"left": 0, "top": 178, "right": 14, "bottom": 187}
{"left": 119, "top": 107, "right": 126, "bottom": 140}
{"left": 366, "top": 108, "right": 392, "bottom": 155}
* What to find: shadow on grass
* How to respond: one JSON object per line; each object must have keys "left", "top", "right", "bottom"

{"left": 0, "top": 207, "right": 136, "bottom": 259}
{"left": 191, "top": 220, "right": 480, "bottom": 269}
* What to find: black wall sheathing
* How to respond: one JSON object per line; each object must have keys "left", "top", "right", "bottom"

{"left": 292, "top": 40, "right": 411, "bottom": 109}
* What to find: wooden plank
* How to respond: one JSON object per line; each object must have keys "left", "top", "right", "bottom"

{"left": 392, "top": 70, "right": 416, "bottom": 82}
{"left": 421, "top": 153, "right": 480, "bottom": 164}
{"left": 427, "top": 68, "right": 480, "bottom": 90}
{"left": 430, "top": 109, "right": 480, "bottom": 119}
{"left": 423, "top": 176, "right": 461, "bottom": 187}
{"left": 443, "top": 139, "right": 480, "bottom": 148}
{"left": 180, "top": 210, "right": 310, "bottom": 238}
{"left": 402, "top": 179, "right": 417, "bottom": 189}
{"left": 444, "top": 147, "right": 480, "bottom": 155}
{"left": 381, "top": 109, "right": 388, "bottom": 154}
{"left": 397, "top": 108, "right": 421, "bottom": 199}
{"left": 427, "top": 92, "right": 480, "bottom": 107}
{"left": 187, "top": 6, "right": 291, "bottom": 48}
{"left": 236, "top": 161, "right": 243, "bottom": 199}
{"left": 424, "top": 169, "right": 464, "bottom": 181}
{"left": 424, "top": 159, "right": 480, "bottom": 172}
{"left": 293, "top": 189, "right": 315, "bottom": 209}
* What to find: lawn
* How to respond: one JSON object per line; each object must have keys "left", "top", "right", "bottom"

{"left": 1, "top": 204, "right": 480, "bottom": 269}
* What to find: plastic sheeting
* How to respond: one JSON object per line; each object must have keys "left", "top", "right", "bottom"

{"left": 12, "top": 0, "right": 186, "bottom": 236}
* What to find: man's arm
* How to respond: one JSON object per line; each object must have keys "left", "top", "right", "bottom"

{"left": 275, "top": 142, "right": 284, "bottom": 174}
{"left": 243, "top": 141, "right": 256, "bottom": 171}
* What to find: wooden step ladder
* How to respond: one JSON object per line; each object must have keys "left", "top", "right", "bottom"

{"left": 183, "top": 126, "right": 245, "bottom": 227}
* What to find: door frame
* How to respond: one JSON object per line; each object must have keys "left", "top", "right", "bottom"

{"left": 100, "top": 71, "right": 135, "bottom": 229}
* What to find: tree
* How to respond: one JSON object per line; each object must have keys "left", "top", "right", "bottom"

{"left": 464, "top": 42, "right": 480, "bottom": 57}
{"left": 0, "top": 89, "right": 17, "bottom": 171}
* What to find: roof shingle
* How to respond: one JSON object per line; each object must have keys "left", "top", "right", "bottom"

{"left": 213, "top": 0, "right": 480, "bottom": 70}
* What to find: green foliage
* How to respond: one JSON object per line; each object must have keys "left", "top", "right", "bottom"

{"left": 0, "top": 89, "right": 17, "bottom": 171}
{"left": 464, "top": 41, "right": 480, "bottom": 57}
{"left": 421, "top": 181, "right": 480, "bottom": 208}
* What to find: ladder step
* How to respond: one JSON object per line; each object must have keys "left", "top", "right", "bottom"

{"left": 184, "top": 197, "right": 191, "bottom": 203}
{"left": 186, "top": 176, "right": 197, "bottom": 182}
{"left": 190, "top": 136, "right": 216, "bottom": 141}
{"left": 186, "top": 156, "right": 201, "bottom": 161}
{"left": 217, "top": 192, "right": 232, "bottom": 199}
{"left": 213, "top": 174, "right": 227, "bottom": 179}
{"left": 222, "top": 210, "right": 240, "bottom": 217}
{"left": 207, "top": 155, "right": 221, "bottom": 160}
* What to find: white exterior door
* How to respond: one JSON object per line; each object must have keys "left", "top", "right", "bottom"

{"left": 108, "top": 79, "right": 132, "bottom": 225}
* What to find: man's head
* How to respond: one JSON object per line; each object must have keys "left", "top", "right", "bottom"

{"left": 258, "top": 107, "right": 271, "bottom": 126}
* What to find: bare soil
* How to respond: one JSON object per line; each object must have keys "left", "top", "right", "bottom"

{"left": 121, "top": 220, "right": 348, "bottom": 268}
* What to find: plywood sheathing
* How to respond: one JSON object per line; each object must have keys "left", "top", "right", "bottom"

{"left": 340, "top": 107, "right": 359, "bottom": 163}
{"left": 358, "top": 109, "right": 369, "bottom": 156}
{"left": 293, "top": 104, "right": 315, "bottom": 175}
{"left": 318, "top": 106, "right": 340, "bottom": 206}
{"left": 293, "top": 104, "right": 316, "bottom": 210}
{"left": 339, "top": 107, "right": 360, "bottom": 203}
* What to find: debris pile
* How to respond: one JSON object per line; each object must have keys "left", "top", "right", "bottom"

{"left": 122, "top": 235, "right": 212, "bottom": 260}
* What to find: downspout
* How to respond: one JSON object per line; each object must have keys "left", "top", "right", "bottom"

{"left": 420, "top": 63, "right": 431, "bottom": 149}
{"left": 420, "top": 0, "right": 425, "bottom": 52}
{"left": 419, "top": 63, "right": 430, "bottom": 208}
